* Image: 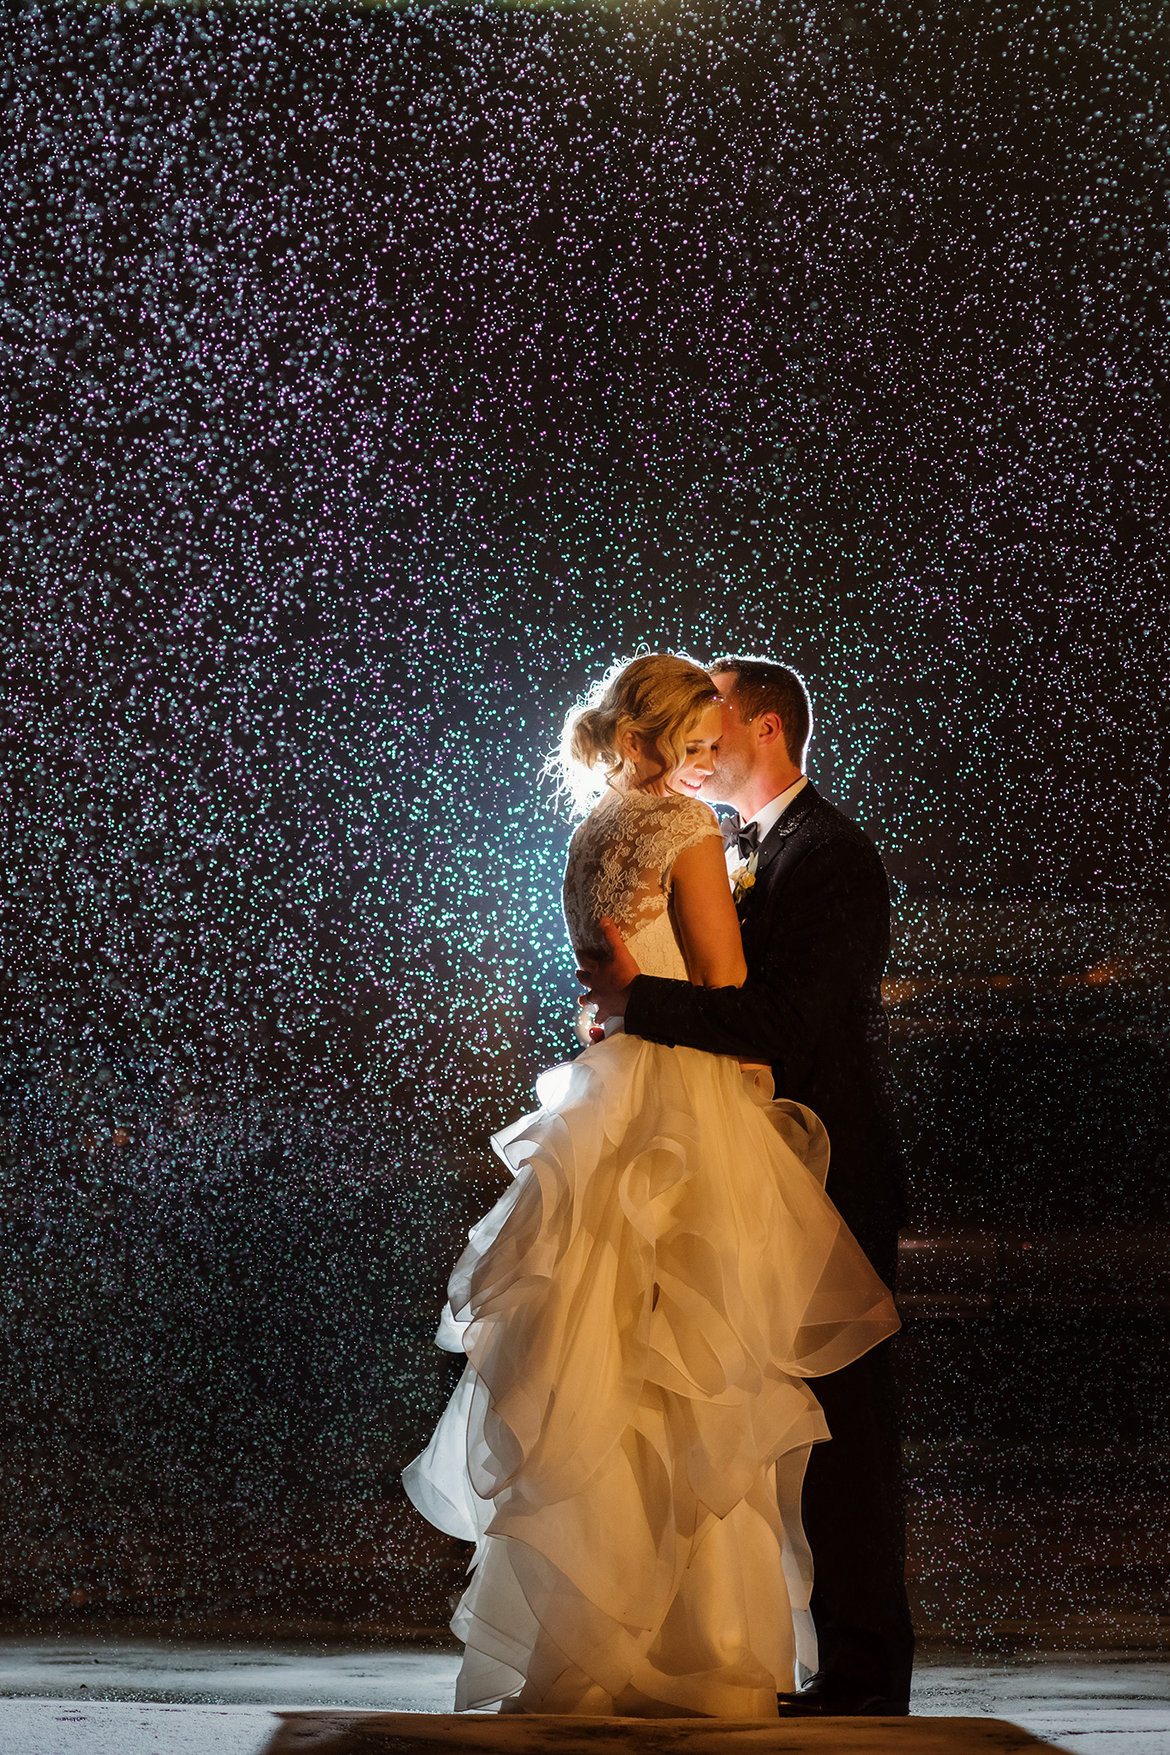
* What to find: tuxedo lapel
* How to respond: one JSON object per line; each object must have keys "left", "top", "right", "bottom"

{"left": 753, "top": 782, "right": 822, "bottom": 882}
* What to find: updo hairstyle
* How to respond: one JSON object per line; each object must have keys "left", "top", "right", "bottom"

{"left": 553, "top": 652, "right": 719, "bottom": 814}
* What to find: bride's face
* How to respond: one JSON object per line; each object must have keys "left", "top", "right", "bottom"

{"left": 669, "top": 703, "right": 723, "bottom": 798}
{"left": 624, "top": 703, "right": 722, "bottom": 798}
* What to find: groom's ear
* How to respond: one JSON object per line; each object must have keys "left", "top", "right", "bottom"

{"left": 754, "top": 711, "right": 786, "bottom": 746}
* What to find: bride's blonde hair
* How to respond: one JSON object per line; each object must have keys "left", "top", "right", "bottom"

{"left": 552, "top": 651, "right": 719, "bottom": 815}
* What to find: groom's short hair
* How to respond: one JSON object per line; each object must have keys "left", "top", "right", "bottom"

{"left": 710, "top": 656, "right": 813, "bottom": 764}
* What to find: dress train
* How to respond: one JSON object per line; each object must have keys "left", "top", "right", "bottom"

{"left": 404, "top": 1030, "right": 900, "bottom": 1717}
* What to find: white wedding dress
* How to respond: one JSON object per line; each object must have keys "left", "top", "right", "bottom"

{"left": 403, "top": 788, "right": 900, "bottom": 1719}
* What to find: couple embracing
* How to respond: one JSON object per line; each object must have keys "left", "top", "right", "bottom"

{"left": 404, "top": 651, "right": 914, "bottom": 1720}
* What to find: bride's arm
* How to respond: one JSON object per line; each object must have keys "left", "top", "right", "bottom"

{"left": 669, "top": 838, "right": 748, "bottom": 989}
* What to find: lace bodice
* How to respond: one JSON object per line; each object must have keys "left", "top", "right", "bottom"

{"left": 563, "top": 788, "right": 723, "bottom": 980}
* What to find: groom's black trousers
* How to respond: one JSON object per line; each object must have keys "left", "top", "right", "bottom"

{"left": 800, "top": 1233, "right": 915, "bottom": 1702}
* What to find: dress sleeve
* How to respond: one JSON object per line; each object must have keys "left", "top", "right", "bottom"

{"left": 669, "top": 795, "right": 723, "bottom": 854}
{"left": 643, "top": 795, "right": 722, "bottom": 886}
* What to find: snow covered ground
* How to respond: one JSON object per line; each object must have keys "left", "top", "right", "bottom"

{"left": 1, "top": 1645, "right": 1168, "bottom": 1754}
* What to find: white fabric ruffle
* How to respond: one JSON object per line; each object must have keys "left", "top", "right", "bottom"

{"left": 403, "top": 1033, "right": 900, "bottom": 1718}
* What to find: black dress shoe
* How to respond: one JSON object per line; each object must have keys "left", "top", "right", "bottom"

{"left": 776, "top": 1673, "right": 910, "bottom": 1716}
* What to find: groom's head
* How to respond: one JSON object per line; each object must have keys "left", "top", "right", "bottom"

{"left": 703, "top": 656, "right": 812, "bottom": 813}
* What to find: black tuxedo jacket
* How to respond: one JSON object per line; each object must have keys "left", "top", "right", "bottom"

{"left": 625, "top": 782, "right": 907, "bottom": 1272}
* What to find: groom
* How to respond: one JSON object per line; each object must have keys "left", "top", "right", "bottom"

{"left": 578, "top": 654, "right": 914, "bottom": 1717}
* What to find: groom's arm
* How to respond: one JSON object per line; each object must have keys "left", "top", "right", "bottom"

{"left": 625, "top": 840, "right": 887, "bottom": 1069}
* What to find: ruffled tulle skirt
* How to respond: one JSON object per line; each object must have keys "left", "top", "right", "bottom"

{"left": 403, "top": 1032, "right": 900, "bottom": 1718}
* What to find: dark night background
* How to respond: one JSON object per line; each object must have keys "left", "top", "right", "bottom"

{"left": 2, "top": 0, "right": 1168, "bottom": 1649}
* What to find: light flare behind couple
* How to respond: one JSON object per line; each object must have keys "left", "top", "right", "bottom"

{"left": 404, "top": 651, "right": 913, "bottom": 1719}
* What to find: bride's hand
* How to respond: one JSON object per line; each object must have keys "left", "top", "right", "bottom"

{"left": 577, "top": 918, "right": 641, "bottom": 1025}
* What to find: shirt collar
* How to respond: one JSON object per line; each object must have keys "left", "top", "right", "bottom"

{"left": 746, "top": 775, "right": 809, "bottom": 843}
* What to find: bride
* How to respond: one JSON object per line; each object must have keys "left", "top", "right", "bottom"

{"left": 403, "top": 652, "right": 900, "bottom": 1719}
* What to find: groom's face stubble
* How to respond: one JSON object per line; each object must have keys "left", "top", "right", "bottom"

{"left": 701, "top": 678, "right": 756, "bottom": 810}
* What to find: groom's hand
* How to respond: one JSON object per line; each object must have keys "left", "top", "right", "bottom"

{"left": 577, "top": 917, "right": 641, "bottom": 1028}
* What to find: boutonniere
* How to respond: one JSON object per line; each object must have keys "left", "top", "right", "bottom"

{"left": 730, "top": 857, "right": 758, "bottom": 908}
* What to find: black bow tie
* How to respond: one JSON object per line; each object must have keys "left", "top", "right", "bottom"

{"left": 720, "top": 815, "right": 760, "bottom": 862}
